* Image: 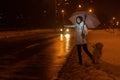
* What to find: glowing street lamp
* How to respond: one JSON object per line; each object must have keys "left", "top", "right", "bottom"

{"left": 78, "top": 4, "right": 82, "bottom": 8}
{"left": 113, "top": 17, "right": 115, "bottom": 20}
{"left": 77, "top": 4, "right": 82, "bottom": 11}
{"left": 89, "top": 9, "right": 92, "bottom": 13}
{"left": 61, "top": 9, "right": 64, "bottom": 13}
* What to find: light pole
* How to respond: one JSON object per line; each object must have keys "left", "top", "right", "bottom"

{"left": 54, "top": 0, "right": 57, "bottom": 26}
{"left": 112, "top": 17, "right": 116, "bottom": 33}
{"left": 61, "top": 9, "right": 65, "bottom": 26}
{"left": 112, "top": 17, "right": 116, "bottom": 25}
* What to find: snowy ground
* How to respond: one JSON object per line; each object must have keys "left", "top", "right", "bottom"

{"left": 88, "top": 29, "right": 120, "bottom": 65}
{"left": 57, "top": 29, "right": 120, "bottom": 80}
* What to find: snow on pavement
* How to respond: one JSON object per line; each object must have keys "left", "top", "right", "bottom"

{"left": 57, "top": 46, "right": 119, "bottom": 80}
{"left": 88, "top": 30, "right": 120, "bottom": 65}
{"left": 57, "top": 29, "right": 120, "bottom": 80}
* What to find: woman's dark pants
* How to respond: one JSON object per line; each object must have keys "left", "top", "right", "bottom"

{"left": 77, "top": 44, "right": 93, "bottom": 64}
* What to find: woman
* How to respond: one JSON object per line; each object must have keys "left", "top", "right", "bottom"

{"left": 76, "top": 16, "right": 95, "bottom": 64}
{"left": 68, "top": 16, "right": 94, "bottom": 64}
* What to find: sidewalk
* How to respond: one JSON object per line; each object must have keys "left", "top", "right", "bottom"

{"left": 57, "top": 30, "right": 120, "bottom": 80}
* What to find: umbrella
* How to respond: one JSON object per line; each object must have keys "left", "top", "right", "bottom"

{"left": 69, "top": 11, "right": 101, "bottom": 28}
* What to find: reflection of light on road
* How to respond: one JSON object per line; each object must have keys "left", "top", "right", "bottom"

{"left": 65, "top": 33, "right": 70, "bottom": 39}
{"left": 60, "top": 29, "right": 63, "bottom": 31}
{"left": 59, "top": 33, "right": 71, "bottom": 53}
{"left": 52, "top": 33, "right": 72, "bottom": 67}
{"left": 66, "top": 29, "right": 69, "bottom": 32}
{"left": 60, "top": 34, "right": 64, "bottom": 41}
{"left": 65, "top": 33, "right": 70, "bottom": 53}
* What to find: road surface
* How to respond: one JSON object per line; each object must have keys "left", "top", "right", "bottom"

{"left": 0, "top": 29, "right": 75, "bottom": 80}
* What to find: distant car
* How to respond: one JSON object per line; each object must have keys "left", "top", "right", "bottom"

{"left": 60, "top": 27, "right": 70, "bottom": 34}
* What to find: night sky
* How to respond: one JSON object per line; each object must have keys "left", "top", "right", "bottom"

{"left": 93, "top": 0, "right": 120, "bottom": 23}
{"left": 95, "top": 0, "right": 120, "bottom": 16}
{"left": 0, "top": 0, "right": 120, "bottom": 28}
{"left": 0, "top": 0, "right": 119, "bottom": 17}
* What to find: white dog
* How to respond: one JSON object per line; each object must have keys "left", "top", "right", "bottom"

{"left": 92, "top": 42, "right": 103, "bottom": 64}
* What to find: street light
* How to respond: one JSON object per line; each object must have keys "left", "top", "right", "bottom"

{"left": 88, "top": 9, "right": 92, "bottom": 13}
{"left": 61, "top": 9, "right": 65, "bottom": 13}
{"left": 112, "top": 17, "right": 116, "bottom": 26}
{"left": 116, "top": 21, "right": 119, "bottom": 26}
{"left": 113, "top": 17, "right": 115, "bottom": 20}
{"left": 78, "top": 4, "right": 82, "bottom": 8}
{"left": 77, "top": 4, "right": 82, "bottom": 11}
{"left": 61, "top": 9, "right": 65, "bottom": 26}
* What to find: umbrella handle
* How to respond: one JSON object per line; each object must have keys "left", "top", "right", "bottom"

{"left": 83, "top": 14, "right": 88, "bottom": 28}
{"left": 84, "top": 14, "right": 87, "bottom": 22}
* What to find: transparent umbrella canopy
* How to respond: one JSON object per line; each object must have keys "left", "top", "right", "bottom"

{"left": 69, "top": 11, "right": 101, "bottom": 28}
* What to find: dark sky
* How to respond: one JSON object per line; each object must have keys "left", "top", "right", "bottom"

{"left": 0, "top": 0, "right": 120, "bottom": 27}
{"left": 94, "top": 0, "right": 120, "bottom": 17}
{"left": 0, "top": 0, "right": 119, "bottom": 17}
{"left": 0, "top": 0, "right": 55, "bottom": 27}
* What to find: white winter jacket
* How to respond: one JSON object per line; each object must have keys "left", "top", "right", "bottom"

{"left": 75, "top": 21, "right": 88, "bottom": 45}
{"left": 65, "top": 21, "right": 88, "bottom": 45}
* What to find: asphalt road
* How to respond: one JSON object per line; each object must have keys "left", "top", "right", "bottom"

{"left": 0, "top": 31, "right": 75, "bottom": 80}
